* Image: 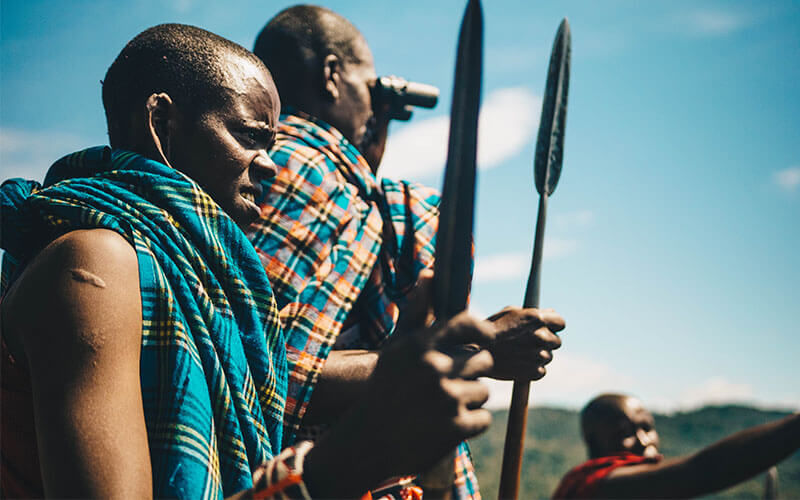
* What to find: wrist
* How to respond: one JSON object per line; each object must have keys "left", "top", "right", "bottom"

{"left": 304, "top": 404, "right": 386, "bottom": 498}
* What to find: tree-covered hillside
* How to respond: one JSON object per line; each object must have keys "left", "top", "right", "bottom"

{"left": 469, "top": 405, "right": 799, "bottom": 499}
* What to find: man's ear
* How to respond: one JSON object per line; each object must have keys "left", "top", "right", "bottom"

{"left": 322, "top": 53, "right": 341, "bottom": 101}
{"left": 144, "top": 93, "right": 176, "bottom": 167}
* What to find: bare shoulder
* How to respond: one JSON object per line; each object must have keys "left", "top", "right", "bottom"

{"left": 3, "top": 228, "right": 141, "bottom": 360}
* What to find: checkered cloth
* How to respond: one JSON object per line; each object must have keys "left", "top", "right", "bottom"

{"left": 552, "top": 453, "right": 659, "bottom": 498}
{"left": 248, "top": 110, "right": 480, "bottom": 499}
{"left": 0, "top": 147, "right": 288, "bottom": 499}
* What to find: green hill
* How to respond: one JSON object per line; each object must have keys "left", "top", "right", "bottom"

{"left": 468, "top": 405, "right": 799, "bottom": 499}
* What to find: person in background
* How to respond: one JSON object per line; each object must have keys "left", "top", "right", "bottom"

{"left": 553, "top": 393, "right": 800, "bottom": 498}
{"left": 250, "top": 6, "right": 566, "bottom": 497}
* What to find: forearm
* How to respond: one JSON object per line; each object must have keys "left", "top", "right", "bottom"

{"left": 681, "top": 412, "right": 800, "bottom": 497}
{"left": 603, "top": 413, "right": 800, "bottom": 498}
{"left": 302, "top": 350, "right": 379, "bottom": 425}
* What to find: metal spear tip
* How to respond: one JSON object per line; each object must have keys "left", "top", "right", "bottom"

{"left": 432, "top": 0, "right": 484, "bottom": 322}
{"left": 533, "top": 16, "right": 572, "bottom": 197}
{"left": 457, "top": 0, "right": 483, "bottom": 63}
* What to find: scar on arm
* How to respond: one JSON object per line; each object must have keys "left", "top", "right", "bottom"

{"left": 69, "top": 268, "right": 107, "bottom": 289}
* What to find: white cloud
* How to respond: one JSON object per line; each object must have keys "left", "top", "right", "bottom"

{"left": 483, "top": 352, "right": 634, "bottom": 409}
{"left": 683, "top": 10, "right": 747, "bottom": 36}
{"left": 554, "top": 210, "right": 594, "bottom": 230}
{"left": 544, "top": 237, "right": 577, "bottom": 259}
{"left": 474, "top": 252, "right": 529, "bottom": 283}
{"left": 474, "top": 241, "right": 577, "bottom": 285}
{"left": 774, "top": 166, "right": 800, "bottom": 192}
{"left": 0, "top": 128, "right": 89, "bottom": 182}
{"left": 379, "top": 87, "right": 541, "bottom": 181}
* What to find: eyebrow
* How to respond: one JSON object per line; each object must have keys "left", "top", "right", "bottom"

{"left": 240, "top": 119, "right": 275, "bottom": 131}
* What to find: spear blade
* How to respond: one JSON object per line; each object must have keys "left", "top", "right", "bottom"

{"left": 499, "top": 18, "right": 571, "bottom": 500}
{"left": 534, "top": 18, "right": 571, "bottom": 198}
{"left": 432, "top": 0, "right": 483, "bottom": 322}
{"left": 420, "top": 0, "right": 483, "bottom": 493}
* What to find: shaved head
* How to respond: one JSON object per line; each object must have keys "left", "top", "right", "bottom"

{"left": 581, "top": 393, "right": 660, "bottom": 459}
{"left": 253, "top": 5, "right": 366, "bottom": 106}
{"left": 102, "top": 23, "right": 268, "bottom": 147}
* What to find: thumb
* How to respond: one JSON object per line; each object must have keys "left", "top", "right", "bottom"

{"left": 397, "top": 269, "right": 435, "bottom": 332}
{"left": 422, "top": 311, "right": 495, "bottom": 350}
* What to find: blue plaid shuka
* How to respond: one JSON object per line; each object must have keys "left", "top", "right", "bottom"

{"left": 0, "top": 147, "right": 288, "bottom": 499}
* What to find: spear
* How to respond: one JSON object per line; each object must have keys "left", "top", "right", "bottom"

{"left": 764, "top": 466, "right": 778, "bottom": 500}
{"left": 417, "top": 0, "right": 483, "bottom": 494}
{"left": 498, "top": 18, "right": 571, "bottom": 500}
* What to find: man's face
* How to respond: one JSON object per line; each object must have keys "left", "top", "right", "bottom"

{"left": 326, "top": 36, "right": 377, "bottom": 149}
{"left": 170, "top": 55, "right": 280, "bottom": 228}
{"left": 600, "top": 397, "right": 660, "bottom": 458}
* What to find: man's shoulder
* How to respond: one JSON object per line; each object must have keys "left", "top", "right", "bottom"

{"left": 34, "top": 229, "right": 137, "bottom": 277}
{"left": 2, "top": 229, "right": 139, "bottom": 348}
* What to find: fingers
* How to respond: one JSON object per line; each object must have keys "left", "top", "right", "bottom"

{"left": 535, "top": 325, "right": 562, "bottom": 351}
{"left": 445, "top": 346, "right": 494, "bottom": 380}
{"left": 441, "top": 378, "right": 492, "bottom": 438}
{"left": 427, "top": 311, "right": 495, "bottom": 349}
{"left": 488, "top": 306, "right": 564, "bottom": 350}
{"left": 482, "top": 305, "right": 567, "bottom": 380}
{"left": 538, "top": 308, "right": 566, "bottom": 333}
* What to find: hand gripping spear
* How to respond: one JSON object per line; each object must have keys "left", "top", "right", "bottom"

{"left": 498, "top": 18, "right": 571, "bottom": 500}
{"left": 417, "top": 0, "right": 483, "bottom": 496}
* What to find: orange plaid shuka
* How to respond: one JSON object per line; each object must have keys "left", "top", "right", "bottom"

{"left": 248, "top": 110, "right": 480, "bottom": 499}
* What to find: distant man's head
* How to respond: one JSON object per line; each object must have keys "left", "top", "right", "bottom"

{"left": 253, "top": 5, "right": 376, "bottom": 150}
{"left": 581, "top": 393, "right": 660, "bottom": 459}
{"left": 102, "top": 24, "right": 280, "bottom": 228}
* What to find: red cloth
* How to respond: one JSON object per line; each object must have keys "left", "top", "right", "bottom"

{"left": 1, "top": 339, "right": 44, "bottom": 498}
{"left": 552, "top": 453, "right": 655, "bottom": 499}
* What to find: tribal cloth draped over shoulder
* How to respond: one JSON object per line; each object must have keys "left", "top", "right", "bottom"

{"left": 0, "top": 147, "right": 288, "bottom": 499}
{"left": 552, "top": 453, "right": 659, "bottom": 499}
{"left": 248, "top": 110, "right": 439, "bottom": 441}
{"left": 248, "top": 111, "right": 480, "bottom": 500}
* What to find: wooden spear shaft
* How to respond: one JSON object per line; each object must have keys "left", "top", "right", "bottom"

{"left": 497, "top": 17, "right": 570, "bottom": 499}
{"left": 498, "top": 193, "right": 547, "bottom": 500}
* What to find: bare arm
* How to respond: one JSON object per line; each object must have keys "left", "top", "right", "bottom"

{"left": 302, "top": 349, "right": 378, "bottom": 425}
{"left": 598, "top": 413, "right": 800, "bottom": 498}
{"left": 2, "top": 229, "right": 151, "bottom": 498}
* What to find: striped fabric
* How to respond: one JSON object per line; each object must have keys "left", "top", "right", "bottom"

{"left": 0, "top": 147, "right": 288, "bottom": 499}
{"left": 248, "top": 110, "right": 480, "bottom": 499}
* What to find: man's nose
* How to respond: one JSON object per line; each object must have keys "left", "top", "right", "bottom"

{"left": 636, "top": 428, "right": 653, "bottom": 447}
{"left": 252, "top": 151, "right": 277, "bottom": 180}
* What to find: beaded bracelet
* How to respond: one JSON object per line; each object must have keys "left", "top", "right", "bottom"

{"left": 252, "top": 440, "right": 314, "bottom": 500}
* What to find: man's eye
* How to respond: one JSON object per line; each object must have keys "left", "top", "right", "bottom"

{"left": 242, "top": 129, "right": 274, "bottom": 148}
{"left": 242, "top": 130, "right": 259, "bottom": 145}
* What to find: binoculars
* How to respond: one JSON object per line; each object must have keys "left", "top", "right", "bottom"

{"left": 374, "top": 75, "right": 439, "bottom": 121}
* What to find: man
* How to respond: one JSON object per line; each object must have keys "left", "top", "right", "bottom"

{"left": 0, "top": 23, "right": 499, "bottom": 499}
{"left": 553, "top": 393, "right": 800, "bottom": 498}
{"left": 250, "top": 6, "right": 566, "bottom": 498}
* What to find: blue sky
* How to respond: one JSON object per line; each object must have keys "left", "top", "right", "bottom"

{"left": 2, "top": 0, "right": 798, "bottom": 412}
